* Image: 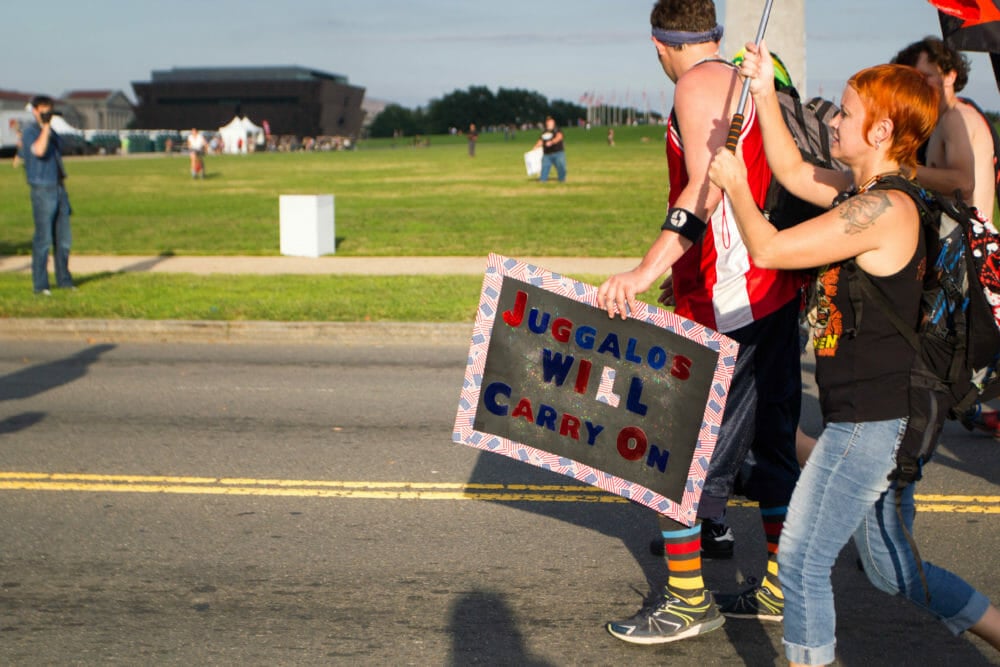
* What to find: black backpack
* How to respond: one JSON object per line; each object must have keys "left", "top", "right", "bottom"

{"left": 845, "top": 175, "right": 1000, "bottom": 602}
{"left": 763, "top": 86, "right": 845, "bottom": 230}
{"left": 846, "top": 175, "right": 1000, "bottom": 487}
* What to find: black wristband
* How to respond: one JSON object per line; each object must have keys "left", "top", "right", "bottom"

{"left": 662, "top": 207, "right": 708, "bottom": 243}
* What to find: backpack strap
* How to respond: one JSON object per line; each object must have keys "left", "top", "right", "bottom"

{"left": 669, "top": 58, "right": 738, "bottom": 142}
{"left": 846, "top": 262, "right": 920, "bottom": 351}
{"left": 842, "top": 175, "right": 928, "bottom": 346}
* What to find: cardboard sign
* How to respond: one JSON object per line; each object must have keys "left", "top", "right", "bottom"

{"left": 453, "top": 254, "right": 738, "bottom": 525}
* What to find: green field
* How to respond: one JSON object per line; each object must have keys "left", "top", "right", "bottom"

{"left": 0, "top": 126, "right": 670, "bottom": 321}
{"left": 0, "top": 125, "right": 669, "bottom": 257}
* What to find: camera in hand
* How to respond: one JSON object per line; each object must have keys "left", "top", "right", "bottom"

{"left": 39, "top": 111, "right": 53, "bottom": 123}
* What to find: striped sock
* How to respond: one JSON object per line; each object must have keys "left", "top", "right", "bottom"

{"left": 660, "top": 519, "right": 706, "bottom": 603}
{"left": 760, "top": 505, "right": 787, "bottom": 599}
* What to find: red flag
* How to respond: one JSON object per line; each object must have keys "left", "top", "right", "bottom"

{"left": 929, "top": 0, "right": 1000, "bottom": 27}
{"left": 928, "top": 0, "right": 1000, "bottom": 90}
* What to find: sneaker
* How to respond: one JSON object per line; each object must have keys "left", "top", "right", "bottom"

{"left": 606, "top": 590, "right": 725, "bottom": 645}
{"left": 701, "top": 519, "right": 735, "bottom": 559}
{"left": 34, "top": 289, "right": 51, "bottom": 296}
{"left": 716, "top": 584, "right": 784, "bottom": 622}
{"left": 969, "top": 408, "right": 1000, "bottom": 436}
{"left": 649, "top": 519, "right": 735, "bottom": 559}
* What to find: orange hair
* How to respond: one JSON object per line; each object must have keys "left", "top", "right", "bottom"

{"left": 847, "top": 64, "right": 939, "bottom": 171}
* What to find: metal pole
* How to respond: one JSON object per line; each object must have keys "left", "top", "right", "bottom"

{"left": 724, "top": 0, "right": 774, "bottom": 152}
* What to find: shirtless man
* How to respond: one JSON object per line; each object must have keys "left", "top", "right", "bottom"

{"left": 893, "top": 36, "right": 996, "bottom": 219}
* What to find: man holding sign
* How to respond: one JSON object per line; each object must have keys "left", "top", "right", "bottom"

{"left": 597, "top": 0, "right": 802, "bottom": 644}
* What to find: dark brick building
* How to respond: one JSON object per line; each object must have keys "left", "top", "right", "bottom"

{"left": 131, "top": 66, "right": 365, "bottom": 138}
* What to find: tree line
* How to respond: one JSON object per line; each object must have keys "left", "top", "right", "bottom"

{"left": 368, "top": 86, "right": 587, "bottom": 138}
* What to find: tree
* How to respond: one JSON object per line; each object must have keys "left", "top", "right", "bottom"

{"left": 367, "top": 104, "right": 424, "bottom": 138}
{"left": 424, "top": 86, "right": 498, "bottom": 134}
{"left": 369, "top": 86, "right": 590, "bottom": 137}
{"left": 494, "top": 88, "right": 549, "bottom": 126}
{"left": 548, "top": 99, "right": 586, "bottom": 128}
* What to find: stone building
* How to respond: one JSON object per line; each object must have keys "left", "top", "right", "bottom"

{"left": 63, "top": 90, "right": 134, "bottom": 130}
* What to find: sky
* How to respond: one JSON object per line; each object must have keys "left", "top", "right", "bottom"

{"left": 5, "top": 1, "right": 1000, "bottom": 115}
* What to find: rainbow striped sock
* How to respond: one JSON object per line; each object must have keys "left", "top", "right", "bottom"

{"left": 760, "top": 505, "right": 787, "bottom": 599}
{"left": 662, "top": 522, "right": 706, "bottom": 603}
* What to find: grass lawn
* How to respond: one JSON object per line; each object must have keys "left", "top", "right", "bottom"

{"left": 0, "top": 125, "right": 669, "bottom": 257}
{"left": 0, "top": 272, "right": 660, "bottom": 322}
{"left": 0, "top": 126, "right": 672, "bottom": 321}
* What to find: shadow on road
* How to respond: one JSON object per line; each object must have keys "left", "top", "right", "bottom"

{"left": 927, "top": 418, "right": 1000, "bottom": 487}
{"left": 466, "top": 450, "right": 668, "bottom": 593}
{"left": 447, "top": 590, "right": 554, "bottom": 667}
{"left": 0, "top": 343, "right": 115, "bottom": 402}
{"left": 0, "top": 411, "right": 46, "bottom": 436}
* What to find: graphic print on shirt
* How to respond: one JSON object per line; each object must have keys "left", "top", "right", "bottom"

{"left": 810, "top": 266, "right": 843, "bottom": 357}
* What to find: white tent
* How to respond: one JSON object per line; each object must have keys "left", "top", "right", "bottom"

{"left": 218, "top": 115, "right": 264, "bottom": 154}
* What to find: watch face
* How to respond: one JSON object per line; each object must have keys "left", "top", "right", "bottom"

{"left": 541, "top": 132, "right": 554, "bottom": 141}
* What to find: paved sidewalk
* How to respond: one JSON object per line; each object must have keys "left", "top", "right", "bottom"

{"left": 0, "top": 254, "right": 644, "bottom": 345}
{"left": 0, "top": 255, "right": 641, "bottom": 276}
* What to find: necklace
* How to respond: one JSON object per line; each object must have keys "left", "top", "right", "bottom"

{"left": 857, "top": 170, "right": 903, "bottom": 193}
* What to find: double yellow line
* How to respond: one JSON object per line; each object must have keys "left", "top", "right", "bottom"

{"left": 0, "top": 472, "right": 621, "bottom": 503}
{"left": 1, "top": 472, "right": 998, "bottom": 513}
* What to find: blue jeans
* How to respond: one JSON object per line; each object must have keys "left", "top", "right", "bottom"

{"left": 539, "top": 150, "right": 566, "bottom": 182}
{"left": 30, "top": 184, "right": 73, "bottom": 292}
{"left": 779, "top": 419, "right": 990, "bottom": 665}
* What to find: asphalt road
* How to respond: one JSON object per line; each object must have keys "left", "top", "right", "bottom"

{"left": 0, "top": 339, "right": 998, "bottom": 666}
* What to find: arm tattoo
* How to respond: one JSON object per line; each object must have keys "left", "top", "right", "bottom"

{"left": 837, "top": 191, "right": 893, "bottom": 235}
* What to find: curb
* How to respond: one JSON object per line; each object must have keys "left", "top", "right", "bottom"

{"left": 0, "top": 318, "right": 473, "bottom": 346}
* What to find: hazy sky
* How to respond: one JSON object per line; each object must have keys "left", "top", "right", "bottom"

{"left": 6, "top": 1, "right": 1000, "bottom": 113}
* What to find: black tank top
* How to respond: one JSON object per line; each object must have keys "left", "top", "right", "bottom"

{"left": 811, "top": 183, "right": 926, "bottom": 423}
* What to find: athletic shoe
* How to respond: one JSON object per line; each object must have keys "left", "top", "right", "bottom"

{"left": 606, "top": 590, "right": 725, "bottom": 645}
{"left": 715, "top": 584, "right": 784, "bottom": 622}
{"left": 700, "top": 519, "right": 735, "bottom": 559}
{"left": 648, "top": 518, "right": 735, "bottom": 559}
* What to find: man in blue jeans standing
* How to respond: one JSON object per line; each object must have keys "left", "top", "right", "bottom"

{"left": 20, "top": 95, "right": 74, "bottom": 295}
{"left": 533, "top": 116, "right": 566, "bottom": 182}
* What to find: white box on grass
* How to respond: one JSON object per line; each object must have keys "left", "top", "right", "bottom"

{"left": 279, "top": 194, "right": 335, "bottom": 257}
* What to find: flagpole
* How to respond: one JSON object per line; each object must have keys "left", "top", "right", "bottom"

{"left": 724, "top": 0, "right": 774, "bottom": 152}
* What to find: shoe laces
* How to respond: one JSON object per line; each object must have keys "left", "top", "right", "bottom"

{"left": 632, "top": 589, "right": 681, "bottom": 618}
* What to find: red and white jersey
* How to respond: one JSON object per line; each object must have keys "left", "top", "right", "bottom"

{"left": 667, "top": 98, "right": 801, "bottom": 333}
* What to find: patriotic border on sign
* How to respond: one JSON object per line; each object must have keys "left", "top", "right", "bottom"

{"left": 453, "top": 253, "right": 739, "bottom": 525}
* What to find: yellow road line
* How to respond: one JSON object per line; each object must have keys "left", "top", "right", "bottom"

{"left": 0, "top": 472, "right": 998, "bottom": 513}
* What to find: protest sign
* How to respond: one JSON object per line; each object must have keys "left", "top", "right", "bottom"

{"left": 453, "top": 254, "right": 738, "bottom": 525}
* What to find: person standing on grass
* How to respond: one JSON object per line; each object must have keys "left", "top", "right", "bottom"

{"left": 187, "top": 128, "right": 207, "bottom": 179}
{"left": 596, "top": 0, "right": 802, "bottom": 645}
{"left": 20, "top": 95, "right": 74, "bottom": 296}
{"left": 468, "top": 123, "right": 478, "bottom": 157}
{"left": 533, "top": 116, "right": 567, "bottom": 182}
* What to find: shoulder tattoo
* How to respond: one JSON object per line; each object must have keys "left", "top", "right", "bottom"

{"left": 837, "top": 191, "right": 893, "bottom": 235}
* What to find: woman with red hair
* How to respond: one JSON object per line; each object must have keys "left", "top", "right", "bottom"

{"left": 709, "top": 42, "right": 1000, "bottom": 666}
